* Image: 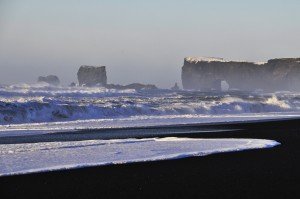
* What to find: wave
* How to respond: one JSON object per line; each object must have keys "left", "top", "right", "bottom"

{"left": 0, "top": 137, "right": 279, "bottom": 176}
{"left": 0, "top": 84, "right": 299, "bottom": 124}
{"left": 0, "top": 83, "right": 137, "bottom": 98}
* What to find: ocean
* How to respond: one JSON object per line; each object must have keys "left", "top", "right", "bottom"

{"left": 0, "top": 83, "right": 296, "bottom": 176}
{"left": 0, "top": 83, "right": 300, "bottom": 132}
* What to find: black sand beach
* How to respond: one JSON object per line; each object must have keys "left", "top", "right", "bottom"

{"left": 1, "top": 118, "right": 300, "bottom": 199}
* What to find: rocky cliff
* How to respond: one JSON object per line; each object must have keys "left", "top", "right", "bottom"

{"left": 77, "top": 66, "right": 107, "bottom": 86}
{"left": 182, "top": 57, "right": 300, "bottom": 91}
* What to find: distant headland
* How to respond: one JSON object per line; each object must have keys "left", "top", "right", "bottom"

{"left": 182, "top": 57, "right": 300, "bottom": 91}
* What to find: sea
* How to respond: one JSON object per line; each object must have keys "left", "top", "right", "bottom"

{"left": 1, "top": 83, "right": 300, "bottom": 131}
{"left": 0, "top": 83, "right": 296, "bottom": 175}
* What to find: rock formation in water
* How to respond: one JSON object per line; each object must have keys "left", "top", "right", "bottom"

{"left": 171, "top": 83, "right": 180, "bottom": 90}
{"left": 77, "top": 65, "right": 157, "bottom": 90}
{"left": 106, "top": 83, "right": 157, "bottom": 90}
{"left": 77, "top": 66, "right": 107, "bottom": 86}
{"left": 181, "top": 57, "right": 300, "bottom": 91}
{"left": 38, "top": 75, "right": 60, "bottom": 86}
{"left": 69, "top": 82, "right": 76, "bottom": 87}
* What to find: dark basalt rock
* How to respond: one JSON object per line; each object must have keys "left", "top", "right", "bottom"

{"left": 38, "top": 75, "right": 60, "bottom": 86}
{"left": 77, "top": 66, "right": 107, "bottom": 87}
{"left": 105, "top": 83, "right": 157, "bottom": 91}
{"left": 171, "top": 83, "right": 180, "bottom": 90}
{"left": 181, "top": 57, "right": 300, "bottom": 91}
{"left": 69, "top": 82, "right": 76, "bottom": 87}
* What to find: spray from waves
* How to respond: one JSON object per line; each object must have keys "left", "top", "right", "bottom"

{"left": 0, "top": 84, "right": 299, "bottom": 124}
{"left": 0, "top": 83, "right": 137, "bottom": 98}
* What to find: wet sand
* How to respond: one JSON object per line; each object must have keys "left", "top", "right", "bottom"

{"left": 1, "top": 118, "right": 300, "bottom": 198}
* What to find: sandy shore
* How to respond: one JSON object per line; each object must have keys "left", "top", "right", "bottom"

{"left": 1, "top": 118, "right": 300, "bottom": 198}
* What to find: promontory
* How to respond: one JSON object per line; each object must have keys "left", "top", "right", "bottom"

{"left": 182, "top": 57, "right": 300, "bottom": 91}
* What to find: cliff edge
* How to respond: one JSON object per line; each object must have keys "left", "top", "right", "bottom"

{"left": 181, "top": 57, "right": 300, "bottom": 91}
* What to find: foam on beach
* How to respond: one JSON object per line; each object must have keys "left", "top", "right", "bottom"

{"left": 0, "top": 137, "right": 280, "bottom": 176}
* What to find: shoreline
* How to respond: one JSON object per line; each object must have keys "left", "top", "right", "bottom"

{"left": 1, "top": 118, "right": 300, "bottom": 198}
{"left": 1, "top": 117, "right": 300, "bottom": 144}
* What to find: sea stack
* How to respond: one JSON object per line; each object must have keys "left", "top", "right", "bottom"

{"left": 37, "top": 75, "right": 60, "bottom": 86}
{"left": 171, "top": 83, "right": 180, "bottom": 90}
{"left": 181, "top": 57, "right": 300, "bottom": 91}
{"left": 77, "top": 66, "right": 107, "bottom": 86}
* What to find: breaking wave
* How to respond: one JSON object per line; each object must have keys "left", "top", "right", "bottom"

{"left": 0, "top": 84, "right": 299, "bottom": 124}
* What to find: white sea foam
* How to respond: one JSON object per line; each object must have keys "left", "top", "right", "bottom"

{"left": 1, "top": 112, "right": 300, "bottom": 137}
{"left": 1, "top": 84, "right": 299, "bottom": 126}
{"left": 0, "top": 137, "right": 280, "bottom": 176}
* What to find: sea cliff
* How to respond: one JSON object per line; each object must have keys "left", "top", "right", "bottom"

{"left": 182, "top": 57, "right": 300, "bottom": 91}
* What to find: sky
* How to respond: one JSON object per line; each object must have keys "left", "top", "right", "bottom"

{"left": 0, "top": 0, "right": 299, "bottom": 88}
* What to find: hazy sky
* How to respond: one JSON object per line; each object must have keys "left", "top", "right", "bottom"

{"left": 0, "top": 0, "right": 299, "bottom": 87}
